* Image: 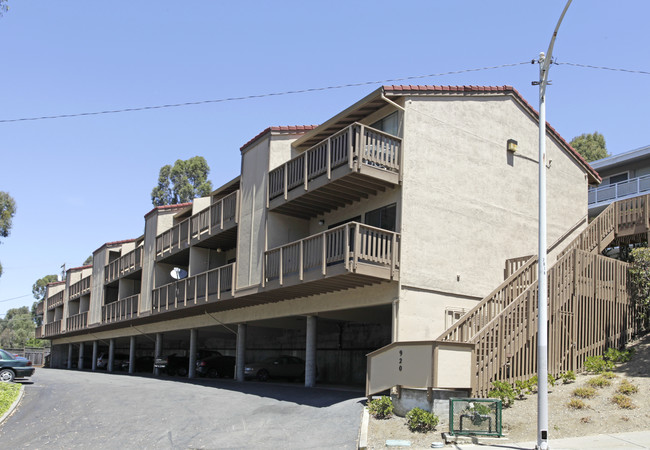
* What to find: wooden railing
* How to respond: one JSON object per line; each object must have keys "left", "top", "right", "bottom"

{"left": 69, "top": 275, "right": 92, "bottom": 299}
{"left": 102, "top": 294, "right": 139, "bottom": 323}
{"left": 105, "top": 247, "right": 143, "bottom": 284}
{"left": 504, "top": 255, "right": 533, "bottom": 279}
{"left": 35, "top": 327, "right": 43, "bottom": 339}
{"left": 66, "top": 311, "right": 88, "bottom": 332}
{"left": 36, "top": 301, "right": 44, "bottom": 316}
{"left": 268, "top": 123, "right": 402, "bottom": 201}
{"left": 471, "top": 249, "right": 635, "bottom": 397}
{"left": 438, "top": 257, "right": 538, "bottom": 343}
{"left": 44, "top": 320, "right": 61, "bottom": 337}
{"left": 152, "top": 263, "right": 235, "bottom": 313}
{"left": 46, "top": 291, "right": 64, "bottom": 310}
{"left": 155, "top": 191, "right": 239, "bottom": 259}
{"left": 264, "top": 222, "right": 400, "bottom": 284}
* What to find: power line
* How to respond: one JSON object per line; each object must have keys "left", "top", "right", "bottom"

{"left": 0, "top": 62, "right": 530, "bottom": 123}
{"left": 556, "top": 61, "right": 650, "bottom": 76}
{"left": 0, "top": 294, "right": 32, "bottom": 303}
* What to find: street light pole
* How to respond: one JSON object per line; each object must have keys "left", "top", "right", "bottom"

{"left": 536, "top": 1, "right": 572, "bottom": 449}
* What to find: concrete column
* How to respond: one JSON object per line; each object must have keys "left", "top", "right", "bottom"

{"left": 129, "top": 336, "right": 136, "bottom": 374}
{"left": 154, "top": 333, "right": 163, "bottom": 375}
{"left": 92, "top": 341, "right": 98, "bottom": 371}
{"left": 188, "top": 329, "right": 198, "bottom": 379}
{"left": 235, "top": 323, "right": 247, "bottom": 382}
{"left": 67, "top": 344, "right": 73, "bottom": 369}
{"left": 305, "top": 315, "right": 317, "bottom": 388}
{"left": 108, "top": 338, "right": 115, "bottom": 373}
{"left": 78, "top": 342, "right": 85, "bottom": 370}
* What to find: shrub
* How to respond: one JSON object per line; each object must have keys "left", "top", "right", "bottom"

{"left": 405, "top": 407, "right": 439, "bottom": 432}
{"left": 572, "top": 387, "right": 597, "bottom": 399}
{"left": 618, "top": 380, "right": 639, "bottom": 395}
{"left": 567, "top": 399, "right": 587, "bottom": 409}
{"left": 561, "top": 371, "right": 576, "bottom": 384}
{"left": 587, "top": 376, "right": 612, "bottom": 389}
{"left": 514, "top": 380, "right": 532, "bottom": 399}
{"left": 548, "top": 373, "right": 556, "bottom": 387}
{"left": 604, "top": 347, "right": 635, "bottom": 364}
{"left": 584, "top": 356, "right": 614, "bottom": 374}
{"left": 601, "top": 371, "right": 616, "bottom": 379}
{"left": 612, "top": 394, "right": 635, "bottom": 409}
{"left": 630, "top": 248, "right": 650, "bottom": 331}
{"left": 367, "top": 396, "right": 393, "bottom": 419}
{"left": 488, "top": 381, "right": 515, "bottom": 407}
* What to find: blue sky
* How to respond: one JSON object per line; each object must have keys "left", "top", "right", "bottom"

{"left": 0, "top": 1, "right": 648, "bottom": 316}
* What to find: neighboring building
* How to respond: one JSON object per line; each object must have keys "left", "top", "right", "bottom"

{"left": 588, "top": 145, "right": 650, "bottom": 217}
{"left": 39, "top": 85, "right": 600, "bottom": 389}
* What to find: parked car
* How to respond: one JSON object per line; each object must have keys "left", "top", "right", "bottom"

{"left": 196, "top": 355, "right": 236, "bottom": 378}
{"left": 120, "top": 355, "right": 154, "bottom": 373}
{"left": 0, "top": 349, "right": 35, "bottom": 382}
{"left": 96, "top": 353, "right": 129, "bottom": 370}
{"left": 155, "top": 350, "right": 222, "bottom": 376}
{"left": 244, "top": 355, "right": 309, "bottom": 382}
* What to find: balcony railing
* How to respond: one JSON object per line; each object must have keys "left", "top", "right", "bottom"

{"left": 36, "top": 301, "right": 44, "bottom": 316}
{"left": 46, "top": 292, "right": 64, "bottom": 310}
{"left": 44, "top": 320, "right": 61, "bottom": 337}
{"left": 35, "top": 327, "right": 43, "bottom": 339}
{"left": 155, "top": 191, "right": 239, "bottom": 260}
{"left": 105, "top": 247, "right": 143, "bottom": 284}
{"left": 264, "top": 222, "right": 400, "bottom": 285}
{"left": 268, "top": 123, "right": 402, "bottom": 203}
{"left": 152, "top": 263, "right": 235, "bottom": 313}
{"left": 69, "top": 275, "right": 92, "bottom": 300}
{"left": 589, "top": 175, "right": 650, "bottom": 206}
{"left": 66, "top": 311, "right": 88, "bottom": 332}
{"left": 102, "top": 294, "right": 140, "bottom": 324}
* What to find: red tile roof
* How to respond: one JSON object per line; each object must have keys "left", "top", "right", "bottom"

{"left": 240, "top": 125, "right": 318, "bottom": 152}
{"left": 383, "top": 85, "right": 601, "bottom": 183}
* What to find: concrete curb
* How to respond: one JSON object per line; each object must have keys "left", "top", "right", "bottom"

{"left": 358, "top": 406, "right": 369, "bottom": 449}
{"left": 0, "top": 384, "right": 24, "bottom": 426}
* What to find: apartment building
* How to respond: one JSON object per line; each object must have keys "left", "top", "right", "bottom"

{"left": 38, "top": 85, "right": 600, "bottom": 390}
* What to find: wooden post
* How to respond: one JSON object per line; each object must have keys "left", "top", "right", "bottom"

{"left": 304, "top": 153, "right": 308, "bottom": 191}
{"left": 279, "top": 247, "right": 283, "bottom": 286}
{"left": 327, "top": 139, "right": 331, "bottom": 180}
{"left": 322, "top": 233, "right": 327, "bottom": 276}
{"left": 283, "top": 165, "right": 288, "bottom": 200}
{"left": 299, "top": 240, "right": 304, "bottom": 281}
{"left": 353, "top": 223, "right": 360, "bottom": 270}
{"left": 344, "top": 225, "right": 350, "bottom": 271}
{"left": 348, "top": 126, "right": 354, "bottom": 170}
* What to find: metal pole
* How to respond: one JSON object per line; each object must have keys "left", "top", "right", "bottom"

{"left": 536, "top": 2, "right": 572, "bottom": 449}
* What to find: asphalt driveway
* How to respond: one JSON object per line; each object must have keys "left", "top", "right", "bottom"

{"left": 0, "top": 368, "right": 365, "bottom": 449}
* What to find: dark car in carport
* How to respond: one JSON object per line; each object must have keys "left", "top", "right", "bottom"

{"left": 155, "top": 350, "right": 222, "bottom": 376}
{"left": 196, "top": 355, "right": 235, "bottom": 378}
{"left": 244, "top": 355, "right": 309, "bottom": 381}
{"left": 120, "top": 355, "right": 154, "bottom": 373}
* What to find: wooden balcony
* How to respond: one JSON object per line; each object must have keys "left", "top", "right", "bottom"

{"left": 102, "top": 294, "right": 140, "bottom": 324}
{"left": 46, "top": 292, "right": 64, "bottom": 310}
{"left": 105, "top": 247, "right": 143, "bottom": 285}
{"left": 35, "top": 327, "right": 43, "bottom": 339}
{"left": 66, "top": 312, "right": 88, "bottom": 332}
{"left": 155, "top": 191, "right": 239, "bottom": 264}
{"left": 152, "top": 263, "right": 235, "bottom": 314}
{"left": 69, "top": 275, "right": 92, "bottom": 300}
{"left": 268, "top": 123, "right": 402, "bottom": 219}
{"left": 263, "top": 222, "right": 400, "bottom": 294}
{"left": 44, "top": 320, "right": 61, "bottom": 337}
{"left": 36, "top": 301, "right": 44, "bottom": 316}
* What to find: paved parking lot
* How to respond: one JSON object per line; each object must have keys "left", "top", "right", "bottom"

{"left": 0, "top": 368, "right": 365, "bottom": 449}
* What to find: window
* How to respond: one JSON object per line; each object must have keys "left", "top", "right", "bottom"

{"left": 370, "top": 112, "right": 399, "bottom": 136}
{"left": 445, "top": 308, "right": 467, "bottom": 329}
{"left": 365, "top": 204, "right": 396, "bottom": 231}
{"left": 609, "top": 173, "right": 628, "bottom": 185}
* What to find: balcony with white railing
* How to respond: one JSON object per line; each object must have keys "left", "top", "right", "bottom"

{"left": 66, "top": 311, "right": 88, "bottom": 332}
{"left": 268, "top": 123, "right": 402, "bottom": 219}
{"left": 102, "top": 294, "right": 140, "bottom": 324}
{"left": 151, "top": 263, "right": 235, "bottom": 314}
{"left": 263, "top": 222, "right": 400, "bottom": 294}
{"left": 155, "top": 191, "right": 239, "bottom": 263}
{"left": 69, "top": 275, "right": 92, "bottom": 300}
{"left": 588, "top": 175, "right": 650, "bottom": 209}
{"left": 105, "top": 247, "right": 143, "bottom": 285}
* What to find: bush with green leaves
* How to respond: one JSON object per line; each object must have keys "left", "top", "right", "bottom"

{"left": 587, "top": 376, "right": 611, "bottom": 389}
{"left": 367, "top": 396, "right": 393, "bottom": 419}
{"left": 604, "top": 347, "right": 635, "bottom": 364}
{"left": 488, "top": 381, "right": 515, "bottom": 407}
{"left": 612, "top": 394, "right": 634, "bottom": 409}
{"left": 547, "top": 373, "right": 556, "bottom": 387}
{"left": 584, "top": 355, "right": 614, "bottom": 374}
{"left": 572, "top": 387, "right": 597, "bottom": 399}
{"left": 630, "top": 247, "right": 650, "bottom": 331}
{"left": 561, "top": 371, "right": 576, "bottom": 384}
{"left": 405, "top": 407, "right": 439, "bottom": 432}
{"left": 618, "top": 380, "right": 638, "bottom": 395}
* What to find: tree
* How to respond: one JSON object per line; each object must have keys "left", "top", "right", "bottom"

{"left": 151, "top": 156, "right": 213, "bottom": 206}
{"left": 0, "top": 1, "right": 8, "bottom": 17}
{"left": 83, "top": 255, "right": 93, "bottom": 266}
{"left": 629, "top": 248, "right": 650, "bottom": 331}
{"left": 0, "top": 307, "right": 35, "bottom": 348}
{"left": 0, "top": 191, "right": 17, "bottom": 278}
{"left": 569, "top": 132, "right": 609, "bottom": 163}
{"left": 32, "top": 274, "right": 59, "bottom": 302}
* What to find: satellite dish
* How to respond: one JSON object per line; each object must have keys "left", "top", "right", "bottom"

{"left": 170, "top": 267, "right": 188, "bottom": 280}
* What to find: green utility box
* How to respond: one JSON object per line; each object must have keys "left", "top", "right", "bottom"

{"left": 448, "top": 398, "right": 503, "bottom": 437}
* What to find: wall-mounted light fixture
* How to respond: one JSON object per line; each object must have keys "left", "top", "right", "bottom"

{"left": 507, "top": 139, "right": 518, "bottom": 153}
{"left": 318, "top": 220, "right": 325, "bottom": 226}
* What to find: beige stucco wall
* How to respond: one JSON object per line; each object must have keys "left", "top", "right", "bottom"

{"left": 191, "top": 196, "right": 211, "bottom": 214}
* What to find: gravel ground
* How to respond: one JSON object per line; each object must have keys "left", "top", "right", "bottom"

{"left": 367, "top": 333, "right": 650, "bottom": 448}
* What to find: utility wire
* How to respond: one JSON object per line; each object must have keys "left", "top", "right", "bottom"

{"left": 0, "top": 62, "right": 530, "bottom": 123}
{"left": 0, "top": 294, "right": 32, "bottom": 303}
{"left": 555, "top": 61, "right": 650, "bottom": 76}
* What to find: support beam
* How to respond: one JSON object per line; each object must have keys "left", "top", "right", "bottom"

{"left": 154, "top": 333, "right": 163, "bottom": 376}
{"left": 129, "top": 336, "right": 136, "bottom": 375}
{"left": 92, "top": 341, "right": 98, "bottom": 371}
{"left": 78, "top": 342, "right": 85, "bottom": 370}
{"left": 108, "top": 338, "right": 115, "bottom": 373}
{"left": 236, "top": 324, "right": 247, "bottom": 382}
{"left": 67, "top": 344, "right": 73, "bottom": 370}
{"left": 188, "top": 328, "right": 198, "bottom": 378}
{"left": 305, "top": 315, "right": 317, "bottom": 388}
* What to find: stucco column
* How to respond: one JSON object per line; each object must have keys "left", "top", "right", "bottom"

{"left": 129, "top": 336, "right": 136, "bottom": 374}
{"left": 235, "top": 323, "right": 247, "bottom": 382}
{"left": 91, "top": 341, "right": 98, "bottom": 371}
{"left": 305, "top": 316, "right": 317, "bottom": 388}
{"left": 154, "top": 333, "right": 163, "bottom": 376}
{"left": 108, "top": 338, "right": 115, "bottom": 373}
{"left": 67, "top": 344, "right": 73, "bottom": 369}
{"left": 188, "top": 328, "right": 198, "bottom": 378}
{"left": 77, "top": 342, "right": 85, "bottom": 370}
